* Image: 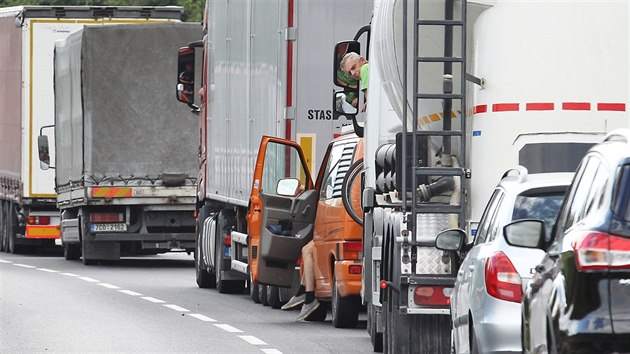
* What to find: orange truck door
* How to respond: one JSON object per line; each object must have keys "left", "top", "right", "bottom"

{"left": 246, "top": 136, "right": 315, "bottom": 287}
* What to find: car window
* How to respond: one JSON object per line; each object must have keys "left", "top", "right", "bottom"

{"left": 475, "top": 190, "right": 504, "bottom": 246}
{"left": 584, "top": 163, "right": 609, "bottom": 217}
{"left": 512, "top": 192, "right": 565, "bottom": 241}
{"left": 613, "top": 164, "right": 630, "bottom": 221}
{"left": 318, "top": 140, "right": 357, "bottom": 200}
{"left": 564, "top": 156, "right": 601, "bottom": 228}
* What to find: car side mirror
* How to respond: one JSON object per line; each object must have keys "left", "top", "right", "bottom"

{"left": 37, "top": 135, "right": 50, "bottom": 170}
{"left": 435, "top": 228, "right": 466, "bottom": 252}
{"left": 503, "top": 219, "right": 546, "bottom": 250}
{"left": 276, "top": 178, "right": 300, "bottom": 197}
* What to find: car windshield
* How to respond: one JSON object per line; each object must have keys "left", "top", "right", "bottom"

{"left": 512, "top": 192, "right": 565, "bottom": 237}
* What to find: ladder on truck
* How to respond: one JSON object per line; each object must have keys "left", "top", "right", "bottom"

{"left": 398, "top": 0, "right": 469, "bottom": 311}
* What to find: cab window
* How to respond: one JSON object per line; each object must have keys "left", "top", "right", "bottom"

{"left": 261, "top": 142, "right": 308, "bottom": 196}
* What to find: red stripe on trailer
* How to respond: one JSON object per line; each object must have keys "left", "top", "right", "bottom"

{"left": 492, "top": 103, "right": 519, "bottom": 112}
{"left": 285, "top": 0, "right": 294, "bottom": 140}
{"left": 597, "top": 103, "right": 626, "bottom": 111}
{"left": 473, "top": 105, "right": 487, "bottom": 114}
{"left": 562, "top": 102, "right": 591, "bottom": 111}
{"left": 525, "top": 102, "right": 554, "bottom": 111}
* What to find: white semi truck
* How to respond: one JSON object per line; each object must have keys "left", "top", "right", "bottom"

{"left": 333, "top": 0, "right": 629, "bottom": 352}
{"left": 0, "top": 6, "right": 183, "bottom": 254}
{"left": 176, "top": 0, "right": 372, "bottom": 305}
{"left": 38, "top": 23, "right": 200, "bottom": 264}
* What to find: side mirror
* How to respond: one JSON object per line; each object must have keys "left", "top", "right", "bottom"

{"left": 37, "top": 135, "right": 50, "bottom": 170}
{"left": 333, "top": 90, "right": 359, "bottom": 117}
{"left": 435, "top": 228, "right": 466, "bottom": 252}
{"left": 176, "top": 47, "right": 195, "bottom": 106}
{"left": 276, "top": 178, "right": 300, "bottom": 197}
{"left": 503, "top": 219, "right": 546, "bottom": 249}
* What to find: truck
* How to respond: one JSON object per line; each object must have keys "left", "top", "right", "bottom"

{"left": 0, "top": 6, "right": 183, "bottom": 254}
{"left": 330, "top": 0, "right": 630, "bottom": 352}
{"left": 37, "top": 23, "right": 200, "bottom": 264}
{"left": 177, "top": 0, "right": 373, "bottom": 306}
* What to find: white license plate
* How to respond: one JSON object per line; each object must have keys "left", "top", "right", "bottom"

{"left": 90, "top": 223, "right": 127, "bottom": 232}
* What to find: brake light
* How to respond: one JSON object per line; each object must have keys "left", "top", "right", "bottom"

{"left": 413, "top": 286, "right": 451, "bottom": 306}
{"left": 342, "top": 241, "right": 362, "bottom": 260}
{"left": 223, "top": 233, "right": 232, "bottom": 247}
{"left": 90, "top": 212, "right": 123, "bottom": 223}
{"left": 348, "top": 265, "right": 362, "bottom": 274}
{"left": 27, "top": 215, "right": 50, "bottom": 225}
{"left": 485, "top": 251, "right": 523, "bottom": 303}
{"left": 573, "top": 231, "right": 630, "bottom": 271}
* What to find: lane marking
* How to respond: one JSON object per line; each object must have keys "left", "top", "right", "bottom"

{"left": 61, "top": 272, "right": 79, "bottom": 277}
{"left": 163, "top": 304, "right": 190, "bottom": 312}
{"left": 141, "top": 296, "right": 165, "bottom": 304}
{"left": 261, "top": 349, "right": 283, "bottom": 354}
{"left": 14, "top": 264, "right": 36, "bottom": 268}
{"left": 98, "top": 283, "right": 120, "bottom": 289}
{"left": 239, "top": 335, "right": 267, "bottom": 345}
{"left": 213, "top": 324, "right": 243, "bottom": 333}
{"left": 78, "top": 277, "right": 99, "bottom": 282}
{"left": 37, "top": 268, "right": 58, "bottom": 273}
{"left": 187, "top": 313, "right": 216, "bottom": 322}
{"left": 118, "top": 290, "right": 142, "bottom": 296}
{"left": 0, "top": 259, "right": 12, "bottom": 264}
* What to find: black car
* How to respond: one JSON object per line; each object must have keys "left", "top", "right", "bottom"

{"left": 503, "top": 129, "right": 630, "bottom": 354}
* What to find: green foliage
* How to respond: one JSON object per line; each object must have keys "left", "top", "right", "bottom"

{"left": 0, "top": 0, "right": 204, "bottom": 22}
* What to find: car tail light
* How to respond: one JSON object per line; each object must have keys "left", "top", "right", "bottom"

{"left": 485, "top": 251, "right": 523, "bottom": 303}
{"left": 573, "top": 231, "right": 630, "bottom": 271}
{"left": 348, "top": 265, "right": 362, "bottom": 274}
{"left": 27, "top": 215, "right": 50, "bottom": 225}
{"left": 90, "top": 212, "right": 123, "bottom": 223}
{"left": 342, "top": 241, "right": 362, "bottom": 260}
{"left": 223, "top": 233, "right": 232, "bottom": 247}
{"left": 413, "top": 286, "right": 451, "bottom": 306}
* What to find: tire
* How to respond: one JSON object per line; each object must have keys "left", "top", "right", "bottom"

{"left": 64, "top": 243, "right": 81, "bottom": 260}
{"left": 250, "top": 280, "right": 261, "bottom": 303}
{"left": 267, "top": 285, "right": 282, "bottom": 309}
{"left": 215, "top": 210, "right": 244, "bottom": 294}
{"left": 7, "top": 202, "right": 22, "bottom": 254}
{"left": 341, "top": 158, "right": 364, "bottom": 226}
{"left": 259, "top": 284, "right": 269, "bottom": 306}
{"left": 0, "top": 201, "right": 6, "bottom": 252}
{"left": 470, "top": 323, "right": 479, "bottom": 354}
{"left": 195, "top": 206, "right": 215, "bottom": 288}
{"left": 331, "top": 273, "right": 360, "bottom": 328}
{"left": 369, "top": 304, "right": 384, "bottom": 352}
{"left": 80, "top": 216, "right": 96, "bottom": 265}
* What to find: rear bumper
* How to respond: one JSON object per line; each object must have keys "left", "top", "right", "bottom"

{"left": 334, "top": 260, "right": 362, "bottom": 297}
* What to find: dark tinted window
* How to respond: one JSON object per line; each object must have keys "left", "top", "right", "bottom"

{"left": 614, "top": 165, "right": 630, "bottom": 221}
{"left": 512, "top": 193, "right": 565, "bottom": 237}
{"left": 519, "top": 143, "right": 593, "bottom": 173}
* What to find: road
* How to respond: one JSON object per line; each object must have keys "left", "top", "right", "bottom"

{"left": 0, "top": 250, "right": 372, "bottom": 353}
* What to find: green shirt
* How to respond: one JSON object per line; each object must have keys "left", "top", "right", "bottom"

{"left": 360, "top": 63, "right": 369, "bottom": 91}
{"left": 337, "top": 70, "right": 358, "bottom": 104}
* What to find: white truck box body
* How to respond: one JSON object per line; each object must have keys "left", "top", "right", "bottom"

{"left": 204, "top": 0, "right": 372, "bottom": 206}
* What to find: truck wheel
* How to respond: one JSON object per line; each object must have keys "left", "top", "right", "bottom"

{"left": 215, "top": 210, "right": 245, "bottom": 294}
{"left": 195, "top": 206, "right": 215, "bottom": 288}
{"left": 259, "top": 284, "right": 269, "bottom": 306}
{"left": 7, "top": 202, "right": 22, "bottom": 254}
{"left": 369, "top": 304, "right": 384, "bottom": 352}
{"left": 64, "top": 243, "right": 81, "bottom": 260}
{"left": 332, "top": 273, "right": 360, "bottom": 328}
{"left": 0, "top": 201, "right": 6, "bottom": 252}
{"left": 80, "top": 217, "right": 97, "bottom": 266}
{"left": 250, "top": 280, "right": 261, "bottom": 303}
{"left": 267, "top": 285, "right": 282, "bottom": 309}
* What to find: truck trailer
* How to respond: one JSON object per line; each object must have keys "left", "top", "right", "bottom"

{"left": 39, "top": 23, "right": 200, "bottom": 264}
{"left": 177, "top": 0, "right": 373, "bottom": 304}
{"left": 331, "top": 0, "right": 630, "bottom": 352}
{"left": 0, "top": 6, "right": 183, "bottom": 254}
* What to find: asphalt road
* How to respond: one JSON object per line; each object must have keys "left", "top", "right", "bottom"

{"left": 0, "top": 249, "right": 372, "bottom": 353}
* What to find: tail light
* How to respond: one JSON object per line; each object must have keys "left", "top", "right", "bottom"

{"left": 348, "top": 265, "right": 362, "bottom": 274}
{"left": 223, "top": 233, "right": 232, "bottom": 247}
{"left": 485, "top": 251, "right": 523, "bottom": 303}
{"left": 413, "top": 286, "right": 451, "bottom": 306}
{"left": 27, "top": 215, "right": 50, "bottom": 225}
{"left": 342, "top": 241, "right": 362, "bottom": 260}
{"left": 573, "top": 231, "right": 630, "bottom": 271}
{"left": 90, "top": 212, "right": 123, "bottom": 223}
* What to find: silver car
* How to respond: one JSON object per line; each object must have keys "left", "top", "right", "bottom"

{"left": 436, "top": 167, "right": 573, "bottom": 354}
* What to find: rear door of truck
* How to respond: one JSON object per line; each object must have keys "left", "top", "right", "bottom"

{"left": 246, "top": 136, "right": 315, "bottom": 287}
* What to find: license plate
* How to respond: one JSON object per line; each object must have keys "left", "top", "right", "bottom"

{"left": 90, "top": 223, "right": 127, "bottom": 232}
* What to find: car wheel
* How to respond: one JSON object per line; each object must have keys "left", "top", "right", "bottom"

{"left": 470, "top": 323, "right": 480, "bottom": 354}
{"left": 331, "top": 273, "right": 360, "bottom": 328}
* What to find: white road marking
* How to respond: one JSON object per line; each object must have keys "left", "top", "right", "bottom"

{"left": 238, "top": 335, "right": 267, "bottom": 346}
{"left": 61, "top": 272, "right": 79, "bottom": 277}
{"left": 118, "top": 290, "right": 142, "bottom": 296}
{"left": 187, "top": 313, "right": 216, "bottom": 322}
{"left": 141, "top": 296, "right": 165, "bottom": 303}
{"left": 213, "top": 324, "right": 243, "bottom": 333}
{"left": 163, "top": 304, "right": 190, "bottom": 312}
{"left": 0, "top": 259, "right": 12, "bottom": 264}
{"left": 13, "top": 264, "right": 35, "bottom": 268}
{"left": 261, "top": 349, "right": 283, "bottom": 354}
{"left": 37, "top": 268, "right": 58, "bottom": 273}
{"left": 78, "top": 277, "right": 99, "bottom": 282}
{"left": 98, "top": 283, "right": 120, "bottom": 289}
